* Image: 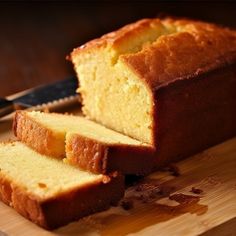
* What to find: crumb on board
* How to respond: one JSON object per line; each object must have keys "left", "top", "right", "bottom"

{"left": 190, "top": 187, "right": 203, "bottom": 194}
{"left": 169, "top": 193, "right": 199, "bottom": 204}
{"left": 135, "top": 182, "right": 159, "bottom": 192}
{"left": 133, "top": 182, "right": 175, "bottom": 203}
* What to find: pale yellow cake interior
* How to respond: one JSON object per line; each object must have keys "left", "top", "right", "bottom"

{"left": 0, "top": 142, "right": 103, "bottom": 199}
{"left": 27, "top": 111, "right": 146, "bottom": 145}
{"left": 72, "top": 20, "right": 179, "bottom": 144}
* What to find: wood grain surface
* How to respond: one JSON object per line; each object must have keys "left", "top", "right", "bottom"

{"left": 0, "top": 106, "right": 235, "bottom": 236}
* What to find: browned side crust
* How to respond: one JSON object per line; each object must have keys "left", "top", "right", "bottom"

{"left": 66, "top": 133, "right": 155, "bottom": 175}
{"left": 13, "top": 111, "right": 65, "bottom": 159}
{"left": 153, "top": 62, "right": 236, "bottom": 167}
{"left": 0, "top": 172, "right": 124, "bottom": 229}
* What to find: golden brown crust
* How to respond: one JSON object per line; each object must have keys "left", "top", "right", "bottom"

{"left": 0, "top": 170, "right": 124, "bottom": 229}
{"left": 122, "top": 22, "right": 236, "bottom": 89}
{"left": 13, "top": 111, "right": 65, "bottom": 159}
{"left": 66, "top": 133, "right": 109, "bottom": 174}
{"left": 71, "top": 17, "right": 236, "bottom": 89}
{"left": 66, "top": 133, "right": 155, "bottom": 175}
{"left": 70, "top": 18, "right": 163, "bottom": 56}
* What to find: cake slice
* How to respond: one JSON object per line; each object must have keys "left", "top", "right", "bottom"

{"left": 0, "top": 142, "right": 124, "bottom": 229}
{"left": 70, "top": 17, "right": 236, "bottom": 166}
{"left": 14, "top": 111, "right": 155, "bottom": 174}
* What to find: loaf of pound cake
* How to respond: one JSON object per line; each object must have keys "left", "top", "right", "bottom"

{"left": 70, "top": 17, "right": 236, "bottom": 166}
{"left": 0, "top": 142, "right": 124, "bottom": 229}
{"left": 14, "top": 111, "right": 155, "bottom": 174}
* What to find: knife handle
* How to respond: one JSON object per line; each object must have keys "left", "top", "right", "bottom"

{"left": 0, "top": 98, "right": 14, "bottom": 118}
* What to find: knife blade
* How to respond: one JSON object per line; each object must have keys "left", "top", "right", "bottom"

{"left": 0, "top": 77, "right": 78, "bottom": 117}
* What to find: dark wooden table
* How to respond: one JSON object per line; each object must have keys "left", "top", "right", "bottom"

{"left": 0, "top": 1, "right": 235, "bottom": 97}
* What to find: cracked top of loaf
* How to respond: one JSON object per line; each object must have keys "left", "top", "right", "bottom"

{"left": 71, "top": 17, "right": 236, "bottom": 89}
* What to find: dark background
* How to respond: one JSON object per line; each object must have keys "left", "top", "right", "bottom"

{"left": 0, "top": 1, "right": 235, "bottom": 97}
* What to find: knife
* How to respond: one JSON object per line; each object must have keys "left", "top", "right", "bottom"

{"left": 0, "top": 77, "right": 78, "bottom": 117}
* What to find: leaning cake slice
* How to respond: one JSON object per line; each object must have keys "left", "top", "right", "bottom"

{"left": 14, "top": 111, "right": 154, "bottom": 174}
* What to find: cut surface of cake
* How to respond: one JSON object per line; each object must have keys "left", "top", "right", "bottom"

{"left": 70, "top": 17, "right": 236, "bottom": 166}
{"left": 0, "top": 142, "right": 124, "bottom": 229}
{"left": 14, "top": 111, "right": 154, "bottom": 174}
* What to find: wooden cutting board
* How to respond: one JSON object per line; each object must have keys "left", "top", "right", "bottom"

{"left": 0, "top": 100, "right": 235, "bottom": 236}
